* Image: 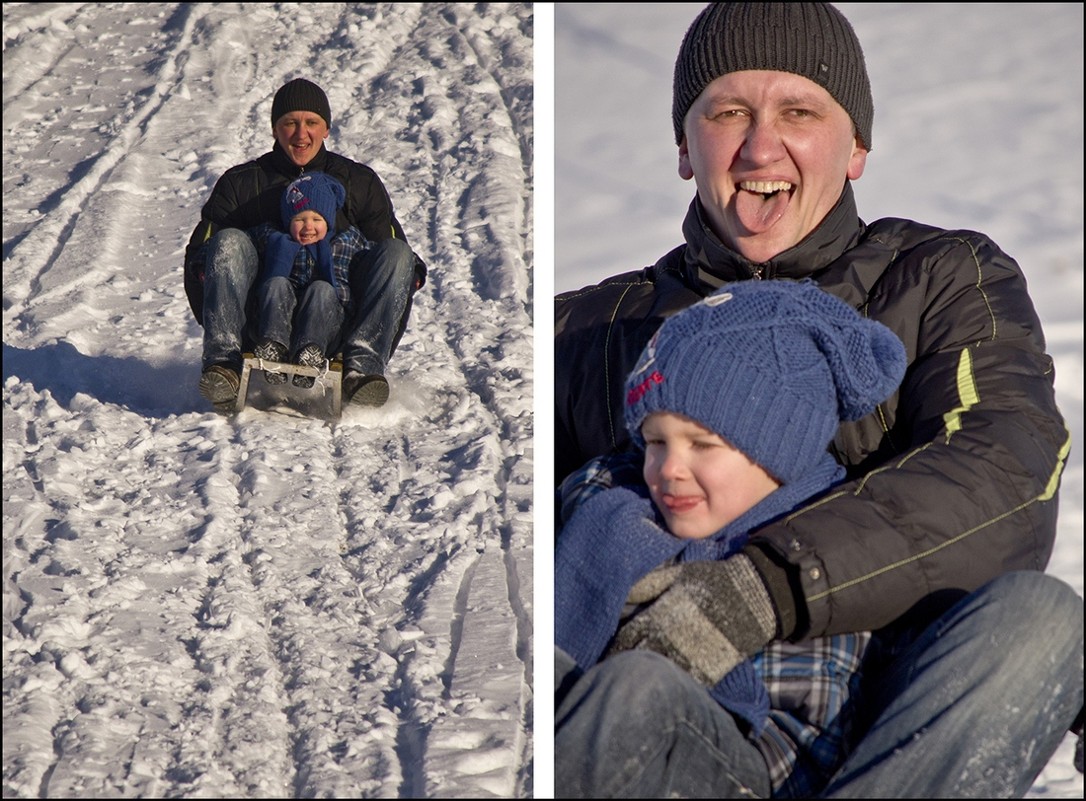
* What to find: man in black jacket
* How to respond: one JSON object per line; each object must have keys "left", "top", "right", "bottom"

{"left": 184, "top": 78, "right": 425, "bottom": 409}
{"left": 554, "top": 3, "right": 1083, "bottom": 797}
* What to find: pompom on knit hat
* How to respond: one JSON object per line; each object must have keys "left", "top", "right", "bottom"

{"left": 280, "top": 172, "right": 345, "bottom": 237}
{"left": 625, "top": 280, "right": 906, "bottom": 485}
{"left": 672, "top": 2, "right": 874, "bottom": 150}
{"left": 271, "top": 77, "right": 332, "bottom": 128}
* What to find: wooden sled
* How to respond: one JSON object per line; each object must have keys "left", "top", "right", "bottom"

{"left": 236, "top": 352, "right": 343, "bottom": 418}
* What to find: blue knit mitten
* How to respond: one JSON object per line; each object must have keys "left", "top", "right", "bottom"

{"left": 264, "top": 230, "right": 302, "bottom": 281}
{"left": 555, "top": 488, "right": 684, "bottom": 670}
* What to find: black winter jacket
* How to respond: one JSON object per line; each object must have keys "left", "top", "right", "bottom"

{"left": 555, "top": 184, "right": 1068, "bottom": 639}
{"left": 183, "top": 142, "right": 425, "bottom": 325}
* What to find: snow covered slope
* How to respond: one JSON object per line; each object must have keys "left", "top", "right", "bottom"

{"left": 3, "top": 3, "right": 533, "bottom": 797}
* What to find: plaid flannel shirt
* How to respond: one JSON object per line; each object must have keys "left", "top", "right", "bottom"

{"left": 557, "top": 453, "right": 871, "bottom": 797}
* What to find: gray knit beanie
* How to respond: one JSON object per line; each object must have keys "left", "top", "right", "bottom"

{"left": 672, "top": 3, "right": 873, "bottom": 150}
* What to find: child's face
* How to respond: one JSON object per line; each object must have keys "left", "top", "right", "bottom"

{"left": 641, "top": 411, "right": 780, "bottom": 540}
{"left": 290, "top": 211, "right": 328, "bottom": 245}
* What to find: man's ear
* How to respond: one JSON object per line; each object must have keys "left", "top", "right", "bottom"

{"left": 848, "top": 136, "right": 868, "bottom": 181}
{"left": 678, "top": 136, "right": 694, "bottom": 181}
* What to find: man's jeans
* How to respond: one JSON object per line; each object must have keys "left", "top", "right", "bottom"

{"left": 554, "top": 571, "right": 1084, "bottom": 798}
{"left": 202, "top": 228, "right": 416, "bottom": 375}
{"left": 341, "top": 236, "right": 415, "bottom": 377}
{"left": 202, "top": 229, "right": 259, "bottom": 371}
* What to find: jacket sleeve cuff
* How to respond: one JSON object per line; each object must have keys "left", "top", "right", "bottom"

{"left": 742, "top": 542, "right": 804, "bottom": 640}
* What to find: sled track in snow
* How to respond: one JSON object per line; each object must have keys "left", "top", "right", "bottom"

{"left": 181, "top": 417, "right": 390, "bottom": 796}
{"left": 3, "top": 5, "right": 198, "bottom": 321}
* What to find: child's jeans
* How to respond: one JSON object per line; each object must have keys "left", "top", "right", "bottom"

{"left": 257, "top": 276, "right": 344, "bottom": 358}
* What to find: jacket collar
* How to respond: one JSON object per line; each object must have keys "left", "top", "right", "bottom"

{"left": 681, "top": 182, "right": 864, "bottom": 291}
{"left": 270, "top": 141, "right": 330, "bottom": 178}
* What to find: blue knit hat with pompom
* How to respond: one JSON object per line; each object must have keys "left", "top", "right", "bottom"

{"left": 280, "top": 171, "right": 345, "bottom": 237}
{"left": 625, "top": 280, "right": 906, "bottom": 485}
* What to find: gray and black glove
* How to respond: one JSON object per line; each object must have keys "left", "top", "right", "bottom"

{"left": 606, "top": 554, "right": 780, "bottom": 686}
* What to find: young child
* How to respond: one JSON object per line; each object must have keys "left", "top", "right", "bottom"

{"left": 251, "top": 171, "right": 371, "bottom": 388}
{"left": 555, "top": 279, "right": 907, "bottom": 796}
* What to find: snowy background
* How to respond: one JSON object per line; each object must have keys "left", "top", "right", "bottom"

{"left": 553, "top": 2, "right": 1083, "bottom": 798}
{"left": 4, "top": 3, "right": 532, "bottom": 798}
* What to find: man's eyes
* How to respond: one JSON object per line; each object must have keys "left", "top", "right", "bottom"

{"left": 709, "top": 107, "right": 817, "bottom": 120}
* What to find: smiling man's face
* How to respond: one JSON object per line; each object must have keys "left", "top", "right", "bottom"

{"left": 273, "top": 111, "right": 329, "bottom": 168}
{"left": 679, "top": 70, "right": 867, "bottom": 264}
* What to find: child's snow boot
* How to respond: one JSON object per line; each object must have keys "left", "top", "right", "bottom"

{"left": 254, "top": 340, "right": 289, "bottom": 384}
{"left": 293, "top": 343, "right": 325, "bottom": 389}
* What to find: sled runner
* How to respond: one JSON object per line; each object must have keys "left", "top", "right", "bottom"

{"left": 236, "top": 352, "right": 343, "bottom": 418}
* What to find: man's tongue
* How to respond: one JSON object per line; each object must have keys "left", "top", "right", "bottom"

{"left": 735, "top": 185, "right": 791, "bottom": 233}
